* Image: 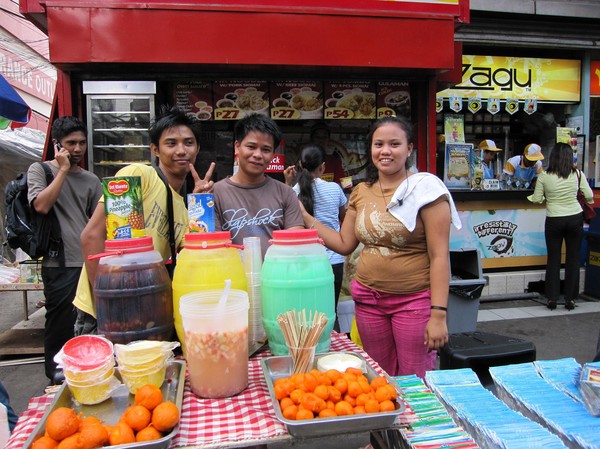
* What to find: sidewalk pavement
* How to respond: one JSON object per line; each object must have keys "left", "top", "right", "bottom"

{"left": 1, "top": 290, "right": 599, "bottom": 424}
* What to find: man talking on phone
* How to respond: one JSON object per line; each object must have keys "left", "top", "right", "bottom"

{"left": 27, "top": 116, "right": 102, "bottom": 385}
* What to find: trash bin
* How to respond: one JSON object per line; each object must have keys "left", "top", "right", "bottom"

{"left": 447, "top": 248, "right": 487, "bottom": 334}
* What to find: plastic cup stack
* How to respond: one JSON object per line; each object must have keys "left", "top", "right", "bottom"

{"left": 243, "top": 237, "right": 266, "bottom": 354}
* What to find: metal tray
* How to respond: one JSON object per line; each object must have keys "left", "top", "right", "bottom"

{"left": 22, "top": 359, "right": 186, "bottom": 449}
{"left": 261, "top": 351, "right": 405, "bottom": 437}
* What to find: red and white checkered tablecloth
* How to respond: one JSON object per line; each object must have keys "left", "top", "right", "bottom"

{"left": 5, "top": 333, "right": 414, "bottom": 449}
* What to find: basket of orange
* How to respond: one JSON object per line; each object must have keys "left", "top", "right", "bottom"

{"left": 261, "top": 351, "right": 405, "bottom": 437}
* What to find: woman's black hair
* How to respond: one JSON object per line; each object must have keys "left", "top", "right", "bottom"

{"left": 297, "top": 143, "right": 326, "bottom": 216}
{"left": 364, "top": 115, "right": 414, "bottom": 185}
{"left": 546, "top": 142, "right": 574, "bottom": 179}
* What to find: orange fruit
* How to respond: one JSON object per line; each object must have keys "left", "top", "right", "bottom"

{"left": 123, "top": 405, "right": 151, "bottom": 432}
{"left": 379, "top": 400, "right": 396, "bottom": 412}
{"left": 347, "top": 381, "right": 362, "bottom": 398}
{"left": 79, "top": 423, "right": 108, "bottom": 449}
{"left": 32, "top": 436, "right": 59, "bottom": 449}
{"left": 383, "top": 383, "right": 398, "bottom": 400}
{"left": 56, "top": 433, "right": 82, "bottom": 449}
{"left": 327, "top": 386, "right": 341, "bottom": 403}
{"left": 303, "top": 373, "right": 319, "bottom": 392}
{"left": 108, "top": 422, "right": 135, "bottom": 446}
{"left": 279, "top": 397, "right": 294, "bottom": 411}
{"left": 282, "top": 405, "right": 298, "bottom": 420}
{"left": 295, "top": 408, "right": 314, "bottom": 420}
{"left": 318, "top": 408, "right": 337, "bottom": 418}
{"left": 78, "top": 417, "right": 103, "bottom": 431}
{"left": 151, "top": 401, "right": 180, "bottom": 432}
{"left": 324, "top": 369, "right": 342, "bottom": 383}
{"left": 274, "top": 383, "right": 288, "bottom": 401}
{"left": 136, "top": 425, "right": 163, "bottom": 442}
{"left": 354, "top": 405, "right": 367, "bottom": 415}
{"left": 289, "top": 388, "right": 305, "bottom": 405}
{"left": 333, "top": 378, "right": 348, "bottom": 395}
{"left": 334, "top": 400, "right": 354, "bottom": 416}
{"left": 370, "top": 376, "right": 388, "bottom": 390}
{"left": 325, "top": 400, "right": 336, "bottom": 410}
{"left": 46, "top": 407, "right": 81, "bottom": 441}
{"left": 343, "top": 394, "right": 356, "bottom": 407}
{"left": 342, "top": 372, "right": 357, "bottom": 382}
{"left": 300, "top": 393, "right": 326, "bottom": 414}
{"left": 313, "top": 384, "right": 329, "bottom": 401}
{"left": 356, "top": 393, "right": 370, "bottom": 407}
{"left": 364, "top": 399, "right": 380, "bottom": 413}
{"left": 358, "top": 379, "right": 372, "bottom": 394}
{"left": 134, "top": 384, "right": 164, "bottom": 411}
{"left": 375, "top": 386, "right": 392, "bottom": 403}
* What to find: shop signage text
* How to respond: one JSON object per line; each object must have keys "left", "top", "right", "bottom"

{"left": 438, "top": 55, "right": 581, "bottom": 102}
{"left": 0, "top": 48, "right": 56, "bottom": 103}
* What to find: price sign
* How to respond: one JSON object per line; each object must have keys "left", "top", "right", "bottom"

{"left": 377, "top": 107, "right": 396, "bottom": 118}
{"left": 271, "top": 107, "right": 301, "bottom": 120}
{"left": 325, "top": 107, "right": 354, "bottom": 120}
{"left": 215, "top": 108, "right": 241, "bottom": 120}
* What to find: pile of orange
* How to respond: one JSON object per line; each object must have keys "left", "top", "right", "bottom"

{"left": 273, "top": 367, "right": 398, "bottom": 420}
{"left": 32, "top": 384, "right": 180, "bottom": 449}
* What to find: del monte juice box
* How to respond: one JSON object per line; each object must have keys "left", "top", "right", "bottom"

{"left": 102, "top": 176, "right": 145, "bottom": 239}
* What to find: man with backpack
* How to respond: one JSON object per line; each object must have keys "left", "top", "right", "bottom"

{"left": 27, "top": 116, "right": 102, "bottom": 384}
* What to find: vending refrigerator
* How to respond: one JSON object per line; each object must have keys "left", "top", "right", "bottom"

{"left": 83, "top": 81, "right": 156, "bottom": 178}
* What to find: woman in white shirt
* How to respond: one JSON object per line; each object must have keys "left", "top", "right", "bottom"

{"left": 528, "top": 142, "right": 593, "bottom": 310}
{"left": 293, "top": 143, "right": 347, "bottom": 330}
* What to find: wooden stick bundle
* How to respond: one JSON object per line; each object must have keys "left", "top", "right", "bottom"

{"left": 277, "top": 309, "right": 328, "bottom": 374}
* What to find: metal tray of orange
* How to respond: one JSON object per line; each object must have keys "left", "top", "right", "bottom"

{"left": 22, "top": 359, "right": 186, "bottom": 449}
{"left": 261, "top": 351, "right": 404, "bottom": 437}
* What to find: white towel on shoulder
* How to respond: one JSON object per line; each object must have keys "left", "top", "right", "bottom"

{"left": 386, "top": 172, "right": 462, "bottom": 232}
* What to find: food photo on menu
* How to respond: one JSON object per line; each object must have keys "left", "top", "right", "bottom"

{"left": 213, "top": 81, "right": 270, "bottom": 120}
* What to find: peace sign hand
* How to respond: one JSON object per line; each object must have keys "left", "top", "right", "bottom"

{"left": 191, "top": 162, "right": 215, "bottom": 193}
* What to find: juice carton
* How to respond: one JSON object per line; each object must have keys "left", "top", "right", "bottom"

{"left": 187, "top": 193, "right": 215, "bottom": 233}
{"left": 102, "top": 176, "right": 145, "bottom": 239}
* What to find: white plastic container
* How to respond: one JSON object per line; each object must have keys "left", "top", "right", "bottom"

{"left": 180, "top": 290, "right": 249, "bottom": 398}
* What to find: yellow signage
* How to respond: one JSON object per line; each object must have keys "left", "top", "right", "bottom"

{"left": 438, "top": 55, "right": 581, "bottom": 102}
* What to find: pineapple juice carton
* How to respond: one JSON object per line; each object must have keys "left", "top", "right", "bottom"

{"left": 187, "top": 193, "right": 215, "bottom": 232}
{"left": 102, "top": 176, "right": 145, "bottom": 239}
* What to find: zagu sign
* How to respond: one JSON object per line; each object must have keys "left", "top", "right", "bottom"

{"left": 438, "top": 55, "right": 581, "bottom": 102}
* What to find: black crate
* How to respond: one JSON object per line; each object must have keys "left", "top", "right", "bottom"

{"left": 440, "top": 331, "right": 536, "bottom": 371}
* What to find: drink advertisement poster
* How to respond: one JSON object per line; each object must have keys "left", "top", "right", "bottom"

{"left": 450, "top": 209, "right": 546, "bottom": 259}
{"left": 557, "top": 127, "right": 578, "bottom": 151}
{"left": 377, "top": 81, "right": 411, "bottom": 119}
{"left": 269, "top": 81, "right": 323, "bottom": 121}
{"left": 444, "top": 143, "right": 472, "bottom": 189}
{"left": 324, "top": 81, "right": 376, "bottom": 120}
{"left": 213, "top": 81, "right": 269, "bottom": 120}
{"left": 172, "top": 81, "right": 213, "bottom": 121}
{"left": 444, "top": 114, "right": 465, "bottom": 144}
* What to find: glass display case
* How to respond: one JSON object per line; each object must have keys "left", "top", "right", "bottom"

{"left": 83, "top": 81, "right": 156, "bottom": 178}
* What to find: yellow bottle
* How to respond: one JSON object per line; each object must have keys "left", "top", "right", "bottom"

{"left": 172, "top": 232, "right": 247, "bottom": 352}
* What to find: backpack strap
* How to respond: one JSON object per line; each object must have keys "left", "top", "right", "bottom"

{"left": 38, "top": 161, "right": 65, "bottom": 268}
{"left": 154, "top": 166, "right": 177, "bottom": 277}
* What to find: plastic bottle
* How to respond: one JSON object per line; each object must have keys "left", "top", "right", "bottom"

{"left": 172, "top": 232, "right": 247, "bottom": 349}
{"left": 261, "top": 229, "right": 335, "bottom": 355}
{"left": 92, "top": 236, "right": 173, "bottom": 345}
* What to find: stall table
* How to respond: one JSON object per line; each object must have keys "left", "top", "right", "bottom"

{"left": 6, "top": 333, "right": 416, "bottom": 449}
{"left": 0, "top": 283, "right": 43, "bottom": 321}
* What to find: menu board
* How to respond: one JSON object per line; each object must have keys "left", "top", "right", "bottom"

{"left": 173, "top": 81, "right": 214, "bottom": 121}
{"left": 377, "top": 81, "right": 411, "bottom": 119}
{"left": 269, "top": 81, "right": 323, "bottom": 120}
{"left": 213, "top": 81, "right": 269, "bottom": 121}
{"left": 324, "top": 81, "right": 376, "bottom": 120}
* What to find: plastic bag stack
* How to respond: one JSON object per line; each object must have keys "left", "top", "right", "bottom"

{"left": 425, "top": 369, "right": 565, "bottom": 449}
{"left": 490, "top": 361, "right": 600, "bottom": 449}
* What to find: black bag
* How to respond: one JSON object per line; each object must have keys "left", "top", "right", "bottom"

{"left": 576, "top": 170, "right": 596, "bottom": 223}
{"left": 4, "top": 162, "right": 64, "bottom": 263}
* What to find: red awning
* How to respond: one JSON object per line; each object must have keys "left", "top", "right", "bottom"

{"left": 25, "top": 1, "right": 465, "bottom": 72}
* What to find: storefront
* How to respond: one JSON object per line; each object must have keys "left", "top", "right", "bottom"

{"left": 433, "top": 53, "right": 589, "bottom": 270}
{"left": 20, "top": 0, "right": 467, "bottom": 188}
